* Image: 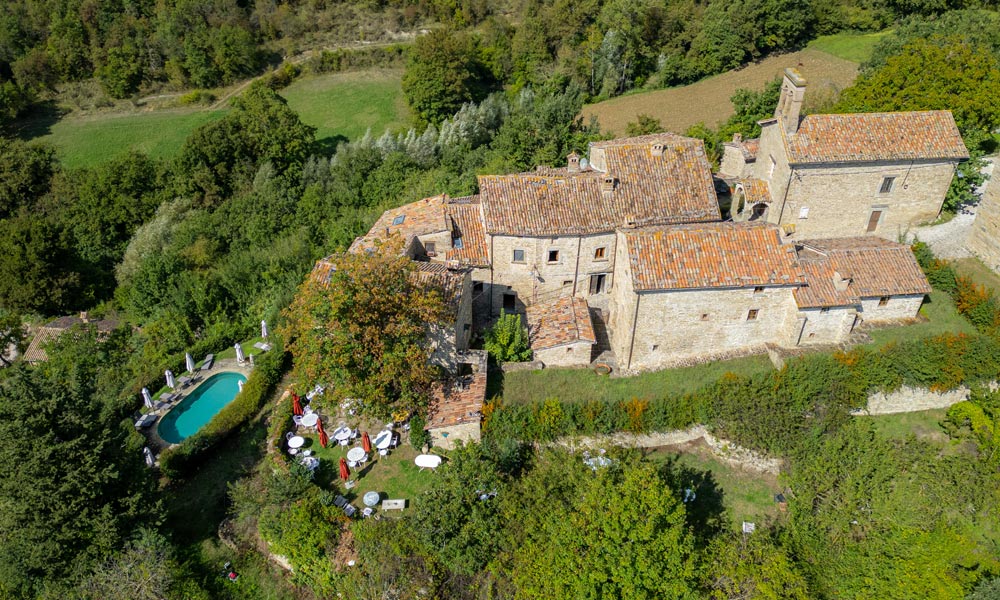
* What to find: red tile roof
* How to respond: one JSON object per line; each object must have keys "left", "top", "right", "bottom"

{"left": 527, "top": 296, "right": 596, "bottom": 350}
{"left": 794, "top": 237, "right": 931, "bottom": 307}
{"left": 622, "top": 222, "right": 805, "bottom": 291}
{"left": 443, "top": 197, "right": 489, "bottom": 267}
{"left": 22, "top": 315, "right": 119, "bottom": 363}
{"left": 783, "top": 111, "right": 968, "bottom": 164}
{"left": 480, "top": 134, "right": 720, "bottom": 236}
{"left": 738, "top": 178, "right": 771, "bottom": 205}
{"left": 724, "top": 137, "right": 759, "bottom": 161}
{"left": 427, "top": 350, "right": 487, "bottom": 429}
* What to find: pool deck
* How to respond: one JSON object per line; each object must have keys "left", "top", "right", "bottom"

{"left": 141, "top": 357, "right": 253, "bottom": 453}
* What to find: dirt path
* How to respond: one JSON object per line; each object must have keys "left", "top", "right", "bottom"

{"left": 582, "top": 48, "right": 858, "bottom": 135}
{"left": 906, "top": 158, "right": 995, "bottom": 258}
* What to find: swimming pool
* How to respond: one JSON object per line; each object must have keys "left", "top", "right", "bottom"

{"left": 157, "top": 371, "right": 247, "bottom": 444}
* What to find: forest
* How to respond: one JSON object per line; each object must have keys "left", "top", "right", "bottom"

{"left": 3, "top": 0, "right": 1000, "bottom": 598}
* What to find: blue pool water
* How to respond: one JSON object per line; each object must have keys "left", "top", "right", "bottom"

{"left": 157, "top": 372, "right": 247, "bottom": 444}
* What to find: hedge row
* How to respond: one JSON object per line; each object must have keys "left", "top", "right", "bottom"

{"left": 305, "top": 44, "right": 409, "bottom": 74}
{"left": 485, "top": 332, "right": 1000, "bottom": 455}
{"left": 159, "top": 339, "right": 287, "bottom": 478}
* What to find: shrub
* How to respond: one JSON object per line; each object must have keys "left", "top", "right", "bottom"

{"left": 178, "top": 90, "right": 216, "bottom": 105}
{"left": 409, "top": 412, "right": 429, "bottom": 449}
{"left": 484, "top": 310, "right": 531, "bottom": 363}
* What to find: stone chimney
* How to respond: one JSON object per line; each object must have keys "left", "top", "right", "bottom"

{"left": 832, "top": 271, "right": 851, "bottom": 292}
{"left": 601, "top": 175, "right": 617, "bottom": 195}
{"left": 567, "top": 152, "right": 580, "bottom": 173}
{"left": 774, "top": 67, "right": 807, "bottom": 134}
{"left": 732, "top": 133, "right": 742, "bottom": 143}
{"left": 651, "top": 142, "right": 665, "bottom": 157}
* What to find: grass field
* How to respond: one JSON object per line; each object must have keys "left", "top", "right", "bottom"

{"left": 500, "top": 354, "right": 773, "bottom": 405}
{"left": 582, "top": 48, "right": 859, "bottom": 136}
{"left": 950, "top": 257, "right": 1000, "bottom": 296}
{"left": 18, "top": 69, "right": 408, "bottom": 169}
{"left": 866, "top": 289, "right": 975, "bottom": 346}
{"left": 806, "top": 30, "right": 892, "bottom": 64}
{"left": 860, "top": 408, "right": 949, "bottom": 443}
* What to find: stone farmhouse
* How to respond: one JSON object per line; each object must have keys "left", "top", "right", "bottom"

{"left": 721, "top": 68, "right": 968, "bottom": 240}
{"left": 337, "top": 68, "right": 952, "bottom": 376}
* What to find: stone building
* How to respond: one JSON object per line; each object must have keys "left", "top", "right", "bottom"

{"left": 526, "top": 295, "right": 596, "bottom": 368}
{"left": 22, "top": 312, "right": 119, "bottom": 364}
{"left": 426, "top": 349, "right": 487, "bottom": 449}
{"left": 722, "top": 68, "right": 968, "bottom": 240}
{"left": 967, "top": 173, "right": 1000, "bottom": 271}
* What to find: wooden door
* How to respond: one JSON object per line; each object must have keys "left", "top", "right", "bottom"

{"left": 867, "top": 210, "right": 882, "bottom": 233}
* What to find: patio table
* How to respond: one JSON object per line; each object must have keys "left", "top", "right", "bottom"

{"left": 347, "top": 447, "right": 367, "bottom": 463}
{"left": 414, "top": 454, "right": 442, "bottom": 470}
{"left": 333, "top": 426, "right": 352, "bottom": 442}
{"left": 362, "top": 491, "right": 381, "bottom": 507}
{"left": 373, "top": 430, "right": 392, "bottom": 450}
{"left": 300, "top": 413, "right": 319, "bottom": 428}
{"left": 288, "top": 436, "right": 305, "bottom": 449}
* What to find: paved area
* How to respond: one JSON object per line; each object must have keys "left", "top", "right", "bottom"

{"left": 905, "top": 158, "right": 995, "bottom": 259}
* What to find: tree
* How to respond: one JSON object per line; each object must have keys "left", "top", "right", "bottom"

{"left": 79, "top": 528, "right": 206, "bottom": 600}
{"left": 510, "top": 460, "right": 698, "bottom": 599}
{"left": 402, "top": 29, "right": 492, "bottom": 125}
{"left": 0, "top": 137, "right": 55, "bottom": 219}
{"left": 700, "top": 532, "right": 810, "bottom": 599}
{"left": 281, "top": 240, "right": 450, "bottom": 418}
{"left": 0, "top": 309, "right": 26, "bottom": 367}
{"left": 625, "top": 114, "right": 664, "bottom": 137}
{"left": 0, "top": 215, "right": 86, "bottom": 314}
{"left": 484, "top": 310, "right": 531, "bottom": 363}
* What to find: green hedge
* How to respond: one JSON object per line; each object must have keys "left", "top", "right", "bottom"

{"left": 267, "top": 390, "right": 295, "bottom": 467}
{"left": 159, "top": 339, "right": 287, "bottom": 478}
{"left": 305, "top": 44, "right": 409, "bottom": 74}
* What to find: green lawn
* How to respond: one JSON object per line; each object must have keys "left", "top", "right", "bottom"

{"left": 859, "top": 408, "right": 950, "bottom": 443}
{"left": 19, "top": 109, "right": 228, "bottom": 169}
{"left": 950, "top": 257, "right": 1000, "bottom": 297}
{"left": 500, "top": 354, "right": 774, "bottom": 405}
{"left": 280, "top": 69, "right": 409, "bottom": 151}
{"left": 807, "top": 30, "right": 892, "bottom": 64}
{"left": 646, "top": 444, "right": 780, "bottom": 528}
{"left": 866, "top": 289, "right": 975, "bottom": 346}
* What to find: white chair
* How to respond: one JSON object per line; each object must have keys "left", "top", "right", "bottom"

{"left": 362, "top": 507, "right": 373, "bottom": 518}
{"left": 292, "top": 415, "right": 303, "bottom": 426}
{"left": 348, "top": 460, "right": 357, "bottom": 468}
{"left": 301, "top": 450, "right": 312, "bottom": 457}
{"left": 339, "top": 438, "right": 349, "bottom": 447}
{"left": 285, "top": 432, "right": 294, "bottom": 440}
{"left": 379, "top": 448, "right": 388, "bottom": 457}
{"left": 289, "top": 448, "right": 298, "bottom": 456}
{"left": 304, "top": 406, "right": 314, "bottom": 415}
{"left": 351, "top": 429, "right": 359, "bottom": 441}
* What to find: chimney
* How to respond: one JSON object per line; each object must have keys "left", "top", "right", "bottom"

{"left": 651, "top": 142, "right": 665, "bottom": 157}
{"left": 567, "top": 152, "right": 580, "bottom": 173}
{"left": 774, "top": 68, "right": 807, "bottom": 134}
{"left": 601, "top": 175, "right": 617, "bottom": 195}
{"left": 733, "top": 133, "right": 742, "bottom": 143}
{"left": 832, "top": 271, "right": 851, "bottom": 292}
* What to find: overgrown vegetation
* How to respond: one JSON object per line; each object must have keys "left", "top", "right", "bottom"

{"left": 484, "top": 310, "right": 531, "bottom": 364}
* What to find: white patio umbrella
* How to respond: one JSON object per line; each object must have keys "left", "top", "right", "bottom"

{"left": 165, "top": 369, "right": 176, "bottom": 389}
{"left": 235, "top": 343, "right": 245, "bottom": 363}
{"left": 185, "top": 352, "right": 195, "bottom": 374}
{"left": 261, "top": 320, "right": 269, "bottom": 339}
{"left": 141, "top": 387, "right": 153, "bottom": 408}
{"left": 237, "top": 380, "right": 244, "bottom": 392}
{"left": 143, "top": 446, "right": 155, "bottom": 467}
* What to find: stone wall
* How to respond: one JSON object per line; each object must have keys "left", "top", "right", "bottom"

{"left": 754, "top": 122, "right": 792, "bottom": 224}
{"left": 859, "top": 294, "right": 924, "bottom": 322}
{"left": 535, "top": 342, "right": 594, "bottom": 368}
{"left": 798, "top": 306, "right": 857, "bottom": 345}
{"left": 720, "top": 144, "right": 753, "bottom": 180}
{"left": 967, "top": 173, "right": 1000, "bottom": 271}
{"left": 858, "top": 385, "right": 970, "bottom": 415}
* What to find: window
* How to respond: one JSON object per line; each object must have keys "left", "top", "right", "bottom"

{"left": 566, "top": 347, "right": 573, "bottom": 353}
{"left": 651, "top": 344, "right": 659, "bottom": 352}
{"left": 562, "top": 280, "right": 573, "bottom": 286}
{"left": 747, "top": 309, "right": 759, "bottom": 321}
{"left": 392, "top": 215, "right": 405, "bottom": 225}
{"left": 503, "top": 293, "right": 516, "bottom": 312}
{"left": 463, "top": 323, "right": 471, "bottom": 332}
{"left": 700, "top": 314, "right": 709, "bottom": 321}
{"left": 589, "top": 273, "right": 607, "bottom": 295}
{"left": 769, "top": 156, "right": 776, "bottom": 177}
{"left": 879, "top": 176, "right": 895, "bottom": 194}
{"left": 594, "top": 247, "right": 607, "bottom": 260}
{"left": 547, "top": 250, "right": 560, "bottom": 263}
{"left": 424, "top": 242, "right": 436, "bottom": 254}
{"left": 820, "top": 307, "right": 830, "bottom": 314}
{"left": 867, "top": 209, "right": 883, "bottom": 233}
{"left": 513, "top": 249, "right": 525, "bottom": 263}
{"left": 453, "top": 237, "right": 464, "bottom": 249}
{"left": 753, "top": 286, "right": 765, "bottom": 294}
{"left": 878, "top": 296, "right": 890, "bottom": 306}
{"left": 799, "top": 206, "right": 809, "bottom": 219}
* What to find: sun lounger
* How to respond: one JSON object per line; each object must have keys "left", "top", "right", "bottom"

{"left": 199, "top": 354, "right": 214, "bottom": 371}
{"left": 134, "top": 413, "right": 158, "bottom": 429}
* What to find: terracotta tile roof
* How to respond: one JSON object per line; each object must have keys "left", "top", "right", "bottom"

{"left": 480, "top": 134, "right": 720, "bottom": 236}
{"left": 22, "top": 315, "right": 119, "bottom": 363}
{"left": 526, "top": 296, "right": 596, "bottom": 350}
{"left": 724, "top": 137, "right": 759, "bottom": 161}
{"left": 443, "top": 197, "right": 489, "bottom": 267}
{"left": 794, "top": 238, "right": 931, "bottom": 307}
{"left": 783, "top": 111, "right": 968, "bottom": 164}
{"left": 349, "top": 195, "right": 449, "bottom": 254}
{"left": 738, "top": 178, "right": 771, "bottom": 205}
{"left": 622, "top": 222, "right": 805, "bottom": 291}
{"left": 427, "top": 350, "right": 487, "bottom": 429}
{"left": 310, "top": 257, "right": 467, "bottom": 312}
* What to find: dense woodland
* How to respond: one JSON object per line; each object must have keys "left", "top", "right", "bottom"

{"left": 3, "top": 0, "right": 1000, "bottom": 598}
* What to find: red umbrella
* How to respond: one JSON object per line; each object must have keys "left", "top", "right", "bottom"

{"left": 291, "top": 393, "right": 303, "bottom": 416}
{"left": 339, "top": 457, "right": 350, "bottom": 481}
{"left": 317, "top": 419, "right": 328, "bottom": 448}
{"left": 362, "top": 431, "right": 372, "bottom": 454}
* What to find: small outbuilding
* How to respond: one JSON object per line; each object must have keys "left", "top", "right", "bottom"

{"left": 426, "top": 350, "right": 487, "bottom": 450}
{"left": 526, "top": 296, "right": 596, "bottom": 368}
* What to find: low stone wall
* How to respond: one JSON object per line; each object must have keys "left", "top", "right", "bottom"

{"left": 857, "top": 385, "right": 971, "bottom": 415}
{"left": 501, "top": 360, "right": 545, "bottom": 373}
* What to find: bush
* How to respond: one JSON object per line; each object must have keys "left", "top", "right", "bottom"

{"left": 409, "top": 412, "right": 429, "bottom": 449}
{"left": 484, "top": 310, "right": 531, "bottom": 363}
{"left": 159, "top": 339, "right": 287, "bottom": 478}
{"left": 306, "top": 45, "right": 409, "bottom": 74}
{"left": 178, "top": 90, "right": 216, "bottom": 105}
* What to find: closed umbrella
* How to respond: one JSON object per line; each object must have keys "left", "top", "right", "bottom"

{"left": 317, "top": 419, "right": 329, "bottom": 448}
{"left": 165, "top": 370, "right": 175, "bottom": 389}
{"left": 185, "top": 352, "right": 195, "bottom": 374}
{"left": 237, "top": 380, "right": 244, "bottom": 392}
{"left": 261, "top": 320, "right": 269, "bottom": 339}
{"left": 339, "top": 457, "right": 350, "bottom": 481}
{"left": 141, "top": 387, "right": 153, "bottom": 408}
{"left": 234, "top": 343, "right": 245, "bottom": 363}
{"left": 362, "top": 432, "right": 372, "bottom": 454}
{"left": 292, "top": 393, "right": 303, "bottom": 416}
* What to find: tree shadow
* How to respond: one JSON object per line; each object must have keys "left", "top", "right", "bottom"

{"left": 313, "top": 134, "right": 349, "bottom": 158}
{"left": 656, "top": 456, "right": 727, "bottom": 547}
{"left": 9, "top": 100, "right": 66, "bottom": 140}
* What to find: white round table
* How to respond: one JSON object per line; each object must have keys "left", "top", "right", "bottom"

{"left": 288, "top": 436, "right": 305, "bottom": 449}
{"left": 300, "top": 413, "right": 319, "bottom": 428}
{"left": 347, "top": 447, "right": 367, "bottom": 463}
{"left": 414, "top": 454, "right": 442, "bottom": 469}
{"left": 373, "top": 430, "right": 393, "bottom": 450}
{"left": 333, "top": 426, "right": 352, "bottom": 441}
{"left": 362, "top": 491, "right": 381, "bottom": 507}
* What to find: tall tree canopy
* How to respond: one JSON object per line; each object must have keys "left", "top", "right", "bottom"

{"left": 402, "top": 29, "right": 493, "bottom": 126}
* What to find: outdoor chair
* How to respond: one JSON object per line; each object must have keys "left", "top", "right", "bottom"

{"left": 285, "top": 432, "right": 294, "bottom": 440}
{"left": 348, "top": 460, "right": 358, "bottom": 468}
{"left": 289, "top": 448, "right": 298, "bottom": 456}
{"left": 390, "top": 434, "right": 400, "bottom": 449}
{"left": 333, "top": 495, "right": 348, "bottom": 508}
{"left": 351, "top": 429, "right": 359, "bottom": 440}
{"left": 379, "top": 448, "right": 389, "bottom": 457}
{"left": 339, "top": 438, "right": 349, "bottom": 447}
{"left": 303, "top": 406, "right": 314, "bottom": 415}
{"left": 293, "top": 415, "right": 303, "bottom": 426}
{"left": 301, "top": 450, "right": 312, "bottom": 457}
{"left": 362, "top": 507, "right": 373, "bottom": 518}
{"left": 344, "top": 504, "right": 357, "bottom": 517}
